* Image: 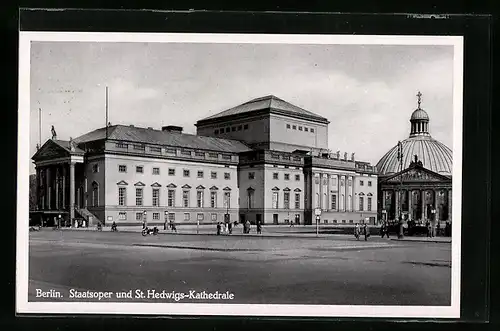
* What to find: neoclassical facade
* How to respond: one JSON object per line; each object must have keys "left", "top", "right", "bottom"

{"left": 376, "top": 92, "right": 453, "bottom": 225}
{"left": 31, "top": 95, "right": 378, "bottom": 227}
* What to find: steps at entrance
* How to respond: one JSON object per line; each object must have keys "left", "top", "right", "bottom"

{"left": 74, "top": 207, "right": 101, "bottom": 226}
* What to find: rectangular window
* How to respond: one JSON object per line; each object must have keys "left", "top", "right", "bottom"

{"left": 197, "top": 170, "right": 204, "bottom": 178}
{"left": 223, "top": 192, "right": 231, "bottom": 209}
{"left": 136, "top": 213, "right": 143, "bottom": 221}
{"left": 214, "top": 129, "right": 219, "bottom": 134}
{"left": 152, "top": 167, "right": 160, "bottom": 175}
{"left": 197, "top": 213, "right": 204, "bottom": 221}
{"left": 284, "top": 173, "right": 290, "bottom": 180}
{"left": 197, "top": 191, "right": 204, "bottom": 208}
{"left": 273, "top": 172, "right": 279, "bottom": 180}
{"left": 231, "top": 127, "right": 236, "bottom": 132}
{"left": 168, "top": 189, "right": 175, "bottom": 207}
{"left": 135, "top": 188, "right": 143, "bottom": 206}
{"left": 118, "top": 212, "right": 127, "bottom": 220}
{"left": 168, "top": 168, "right": 175, "bottom": 176}
{"left": 284, "top": 192, "right": 290, "bottom": 209}
{"left": 224, "top": 172, "right": 231, "bottom": 180}
{"left": 208, "top": 152, "right": 218, "bottom": 158}
{"left": 150, "top": 146, "right": 161, "bottom": 153}
{"left": 184, "top": 213, "right": 190, "bottom": 221}
{"left": 136, "top": 166, "right": 144, "bottom": 173}
{"left": 331, "top": 195, "right": 337, "bottom": 210}
{"left": 238, "top": 125, "right": 243, "bottom": 131}
{"left": 368, "top": 197, "right": 372, "bottom": 211}
{"left": 168, "top": 213, "right": 175, "bottom": 221}
{"left": 115, "top": 142, "right": 127, "bottom": 149}
{"left": 298, "top": 126, "right": 303, "bottom": 131}
{"left": 211, "top": 171, "right": 217, "bottom": 179}
{"left": 165, "top": 148, "right": 176, "bottom": 155}
{"left": 118, "top": 187, "right": 126, "bottom": 206}
{"left": 295, "top": 174, "right": 300, "bottom": 181}
{"left": 359, "top": 197, "right": 364, "bottom": 211}
{"left": 181, "top": 149, "right": 191, "bottom": 156}
{"left": 248, "top": 172, "right": 255, "bottom": 180}
{"left": 368, "top": 181, "right": 372, "bottom": 187}
{"left": 360, "top": 180, "right": 364, "bottom": 186}
{"left": 118, "top": 165, "right": 127, "bottom": 173}
{"left": 222, "top": 154, "right": 231, "bottom": 160}
{"left": 272, "top": 192, "right": 279, "bottom": 209}
{"left": 292, "top": 125, "right": 297, "bottom": 130}
{"left": 183, "top": 191, "right": 190, "bottom": 207}
{"left": 210, "top": 191, "right": 217, "bottom": 208}
{"left": 92, "top": 164, "right": 99, "bottom": 173}
{"left": 225, "top": 127, "right": 230, "bottom": 133}
{"left": 183, "top": 169, "right": 190, "bottom": 177}
{"left": 311, "top": 128, "right": 315, "bottom": 133}
{"left": 243, "top": 124, "right": 249, "bottom": 130}
{"left": 211, "top": 213, "right": 217, "bottom": 221}
{"left": 152, "top": 188, "right": 160, "bottom": 207}
{"left": 286, "top": 124, "right": 291, "bottom": 129}
{"left": 304, "top": 127, "right": 309, "bottom": 132}
{"left": 295, "top": 193, "right": 300, "bottom": 209}
{"left": 247, "top": 190, "right": 254, "bottom": 209}
{"left": 153, "top": 212, "right": 160, "bottom": 220}
{"left": 195, "top": 151, "right": 205, "bottom": 157}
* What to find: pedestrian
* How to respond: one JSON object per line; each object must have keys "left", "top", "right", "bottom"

{"left": 257, "top": 220, "right": 262, "bottom": 234}
{"left": 171, "top": 222, "right": 177, "bottom": 233}
{"left": 164, "top": 221, "right": 167, "bottom": 231}
{"left": 363, "top": 223, "right": 369, "bottom": 241}
{"left": 142, "top": 221, "right": 146, "bottom": 229}
{"left": 245, "top": 220, "right": 250, "bottom": 234}
{"left": 224, "top": 222, "right": 228, "bottom": 234}
{"left": 426, "top": 220, "right": 431, "bottom": 238}
{"left": 228, "top": 222, "right": 233, "bottom": 234}
{"left": 216, "top": 222, "right": 221, "bottom": 235}
{"left": 354, "top": 223, "right": 360, "bottom": 240}
{"left": 436, "top": 221, "right": 441, "bottom": 236}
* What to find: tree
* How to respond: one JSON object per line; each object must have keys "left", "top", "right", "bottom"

{"left": 29, "top": 174, "right": 37, "bottom": 211}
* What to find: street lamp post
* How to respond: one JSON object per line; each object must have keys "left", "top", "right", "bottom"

{"left": 164, "top": 210, "right": 168, "bottom": 230}
{"left": 314, "top": 208, "right": 321, "bottom": 237}
{"left": 143, "top": 210, "right": 147, "bottom": 228}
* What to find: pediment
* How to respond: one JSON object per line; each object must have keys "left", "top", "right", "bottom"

{"left": 151, "top": 182, "right": 162, "bottom": 187}
{"left": 209, "top": 185, "right": 219, "bottom": 190}
{"left": 294, "top": 188, "right": 302, "bottom": 192}
{"left": 247, "top": 186, "right": 255, "bottom": 191}
{"left": 196, "top": 185, "right": 205, "bottom": 190}
{"left": 166, "top": 183, "right": 177, "bottom": 188}
{"left": 271, "top": 186, "right": 280, "bottom": 191}
{"left": 32, "top": 140, "right": 70, "bottom": 161}
{"left": 384, "top": 167, "right": 450, "bottom": 183}
{"left": 116, "top": 180, "right": 128, "bottom": 185}
{"left": 283, "top": 187, "right": 291, "bottom": 192}
{"left": 134, "top": 181, "right": 146, "bottom": 186}
{"left": 182, "top": 184, "right": 192, "bottom": 189}
{"left": 223, "top": 186, "right": 232, "bottom": 191}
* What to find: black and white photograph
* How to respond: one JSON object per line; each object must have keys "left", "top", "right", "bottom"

{"left": 17, "top": 32, "right": 463, "bottom": 318}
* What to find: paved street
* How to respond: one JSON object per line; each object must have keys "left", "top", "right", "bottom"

{"left": 28, "top": 230, "right": 451, "bottom": 306}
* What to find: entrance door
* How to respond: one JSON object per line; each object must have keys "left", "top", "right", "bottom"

{"left": 295, "top": 214, "right": 300, "bottom": 225}
{"left": 273, "top": 214, "right": 278, "bottom": 225}
{"left": 256, "top": 214, "right": 262, "bottom": 225}
{"left": 239, "top": 214, "right": 246, "bottom": 224}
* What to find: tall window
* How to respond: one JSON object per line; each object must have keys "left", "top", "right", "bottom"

{"left": 223, "top": 192, "right": 231, "bottom": 209}
{"left": 118, "top": 212, "right": 127, "bottom": 220}
{"left": 167, "top": 189, "right": 175, "bottom": 207}
{"left": 272, "top": 192, "right": 279, "bottom": 209}
{"left": 135, "top": 188, "right": 143, "bottom": 206}
{"left": 284, "top": 192, "right": 290, "bottom": 209}
{"left": 183, "top": 190, "right": 190, "bottom": 207}
{"left": 360, "top": 180, "right": 364, "bottom": 186}
{"left": 197, "top": 171, "right": 204, "bottom": 178}
{"left": 273, "top": 173, "right": 279, "bottom": 180}
{"left": 152, "top": 167, "right": 160, "bottom": 175}
{"left": 247, "top": 190, "right": 254, "bottom": 209}
{"left": 211, "top": 171, "right": 217, "bottom": 179}
{"left": 359, "top": 196, "right": 364, "bottom": 211}
{"left": 184, "top": 213, "right": 190, "bottom": 221}
{"left": 152, "top": 188, "right": 160, "bottom": 207}
{"left": 136, "top": 166, "right": 144, "bottom": 173}
{"left": 197, "top": 191, "right": 204, "bottom": 208}
{"left": 368, "top": 181, "right": 372, "bottom": 187}
{"left": 295, "top": 174, "right": 300, "bottom": 181}
{"left": 183, "top": 169, "right": 190, "bottom": 177}
{"left": 118, "top": 165, "right": 127, "bottom": 173}
{"left": 92, "top": 182, "right": 99, "bottom": 207}
{"left": 210, "top": 191, "right": 217, "bottom": 208}
{"left": 284, "top": 174, "right": 290, "bottom": 180}
{"left": 295, "top": 193, "right": 300, "bottom": 209}
{"left": 248, "top": 172, "right": 255, "bottom": 180}
{"left": 118, "top": 187, "right": 126, "bottom": 206}
{"left": 331, "top": 195, "right": 337, "bottom": 210}
{"left": 224, "top": 172, "right": 231, "bottom": 180}
{"left": 153, "top": 213, "right": 160, "bottom": 220}
{"left": 168, "top": 168, "right": 175, "bottom": 176}
{"left": 367, "top": 197, "right": 372, "bottom": 211}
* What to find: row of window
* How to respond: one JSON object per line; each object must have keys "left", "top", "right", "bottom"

{"left": 118, "top": 165, "right": 232, "bottom": 179}
{"left": 316, "top": 177, "right": 373, "bottom": 187}
{"left": 270, "top": 191, "right": 301, "bottom": 209}
{"left": 270, "top": 172, "right": 301, "bottom": 181}
{"left": 315, "top": 193, "right": 373, "bottom": 212}
{"left": 286, "top": 123, "right": 315, "bottom": 133}
{"left": 118, "top": 187, "right": 231, "bottom": 209}
{"left": 118, "top": 211, "right": 221, "bottom": 222}
{"left": 114, "top": 143, "right": 231, "bottom": 160}
{"left": 214, "top": 124, "right": 249, "bottom": 135}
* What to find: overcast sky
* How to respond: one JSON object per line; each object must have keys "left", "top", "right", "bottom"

{"left": 29, "top": 41, "right": 454, "bottom": 173}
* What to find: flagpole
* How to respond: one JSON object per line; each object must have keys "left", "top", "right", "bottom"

{"left": 39, "top": 107, "right": 42, "bottom": 146}
{"left": 105, "top": 86, "right": 109, "bottom": 139}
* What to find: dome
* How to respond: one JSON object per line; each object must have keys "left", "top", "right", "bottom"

{"left": 376, "top": 136, "right": 453, "bottom": 176}
{"left": 376, "top": 91, "right": 452, "bottom": 176}
{"left": 410, "top": 108, "right": 429, "bottom": 121}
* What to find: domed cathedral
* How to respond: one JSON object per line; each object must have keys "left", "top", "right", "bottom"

{"left": 376, "top": 92, "right": 453, "bottom": 228}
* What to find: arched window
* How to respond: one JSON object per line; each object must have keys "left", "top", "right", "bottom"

{"left": 92, "top": 182, "right": 99, "bottom": 207}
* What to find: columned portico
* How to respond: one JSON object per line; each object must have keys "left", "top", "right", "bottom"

{"left": 69, "top": 162, "right": 76, "bottom": 222}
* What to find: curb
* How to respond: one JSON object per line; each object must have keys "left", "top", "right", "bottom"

{"left": 390, "top": 238, "right": 451, "bottom": 244}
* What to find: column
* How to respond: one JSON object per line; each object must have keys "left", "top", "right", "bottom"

{"left": 69, "top": 162, "right": 75, "bottom": 222}
{"left": 421, "top": 190, "right": 426, "bottom": 221}
{"left": 62, "top": 165, "right": 66, "bottom": 209}
{"left": 434, "top": 189, "right": 440, "bottom": 224}
{"left": 46, "top": 167, "right": 51, "bottom": 209}
{"left": 319, "top": 173, "right": 323, "bottom": 209}
{"left": 335, "top": 174, "right": 339, "bottom": 211}
{"left": 55, "top": 168, "right": 59, "bottom": 210}
{"left": 382, "top": 190, "right": 386, "bottom": 211}
{"left": 408, "top": 190, "right": 413, "bottom": 221}
{"left": 35, "top": 168, "right": 40, "bottom": 210}
{"left": 395, "top": 189, "right": 400, "bottom": 219}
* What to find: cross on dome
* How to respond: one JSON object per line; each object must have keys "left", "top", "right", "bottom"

{"left": 416, "top": 91, "right": 422, "bottom": 109}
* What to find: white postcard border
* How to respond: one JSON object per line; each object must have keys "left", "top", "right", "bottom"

{"left": 17, "top": 32, "right": 463, "bottom": 318}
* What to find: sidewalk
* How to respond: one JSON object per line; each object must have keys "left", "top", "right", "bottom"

{"left": 391, "top": 236, "right": 451, "bottom": 243}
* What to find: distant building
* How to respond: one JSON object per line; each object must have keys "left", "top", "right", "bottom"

{"left": 376, "top": 92, "right": 453, "bottom": 226}
{"left": 31, "top": 95, "right": 378, "bottom": 227}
